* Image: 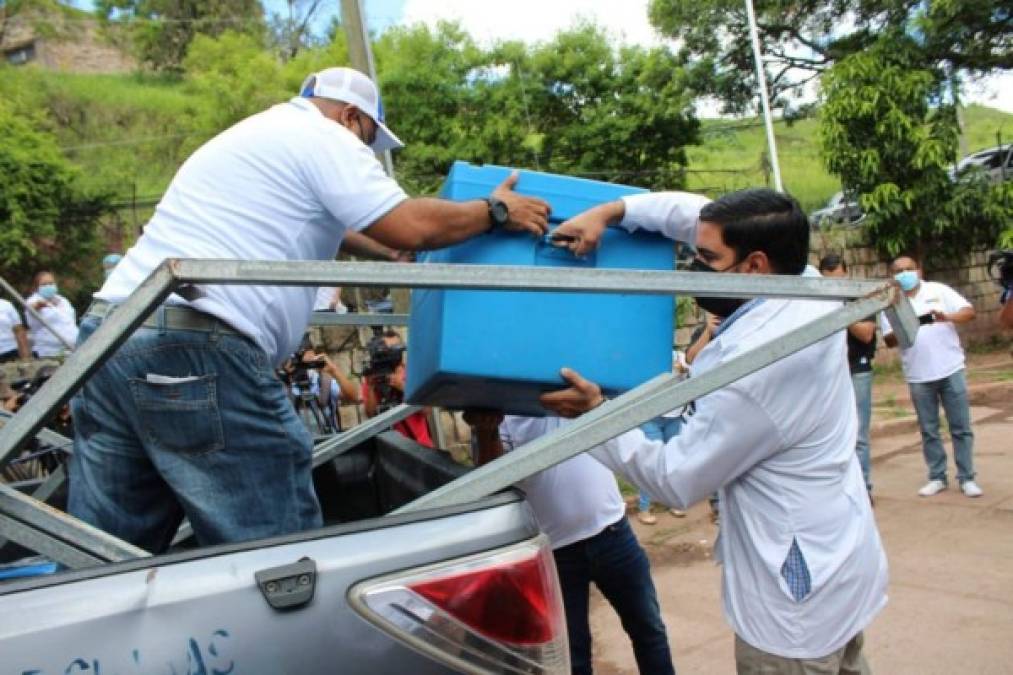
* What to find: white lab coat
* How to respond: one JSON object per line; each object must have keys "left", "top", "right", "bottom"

{"left": 591, "top": 192, "right": 888, "bottom": 659}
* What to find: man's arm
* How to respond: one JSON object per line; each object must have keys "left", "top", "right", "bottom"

{"left": 550, "top": 192, "right": 709, "bottom": 257}
{"left": 363, "top": 172, "right": 550, "bottom": 251}
{"left": 848, "top": 319, "right": 876, "bottom": 344}
{"left": 340, "top": 231, "right": 412, "bottom": 262}
{"left": 463, "top": 410, "right": 506, "bottom": 467}
{"left": 540, "top": 368, "right": 781, "bottom": 509}
{"left": 13, "top": 325, "right": 30, "bottom": 360}
{"left": 1000, "top": 295, "right": 1013, "bottom": 329}
{"left": 322, "top": 356, "right": 359, "bottom": 403}
{"left": 931, "top": 306, "right": 976, "bottom": 324}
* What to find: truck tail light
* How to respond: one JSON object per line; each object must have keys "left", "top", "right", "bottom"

{"left": 350, "top": 537, "right": 569, "bottom": 674}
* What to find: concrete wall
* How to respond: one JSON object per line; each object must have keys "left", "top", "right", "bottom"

{"left": 1, "top": 13, "right": 135, "bottom": 74}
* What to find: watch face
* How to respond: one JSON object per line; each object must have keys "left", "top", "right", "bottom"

{"left": 491, "top": 199, "right": 510, "bottom": 226}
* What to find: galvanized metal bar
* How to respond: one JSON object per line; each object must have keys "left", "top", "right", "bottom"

{"left": 171, "top": 259, "right": 892, "bottom": 301}
{"left": 394, "top": 291, "right": 896, "bottom": 513}
{"left": 0, "top": 464, "right": 68, "bottom": 551}
{"left": 0, "top": 410, "right": 73, "bottom": 452}
{"left": 0, "top": 514, "right": 102, "bottom": 570}
{"left": 308, "top": 312, "right": 410, "bottom": 327}
{"left": 0, "top": 275, "right": 75, "bottom": 351}
{"left": 0, "top": 483, "right": 149, "bottom": 567}
{"left": 0, "top": 262, "right": 178, "bottom": 465}
{"left": 884, "top": 292, "right": 920, "bottom": 349}
{"left": 312, "top": 403, "right": 423, "bottom": 467}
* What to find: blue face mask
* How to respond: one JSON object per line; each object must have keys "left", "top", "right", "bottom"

{"left": 39, "top": 283, "right": 58, "bottom": 300}
{"left": 894, "top": 270, "right": 919, "bottom": 292}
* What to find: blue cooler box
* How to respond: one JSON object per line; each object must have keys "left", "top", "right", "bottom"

{"left": 406, "top": 162, "right": 675, "bottom": 416}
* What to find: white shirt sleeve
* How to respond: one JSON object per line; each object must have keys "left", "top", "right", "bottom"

{"left": 304, "top": 136, "right": 408, "bottom": 233}
{"left": 590, "top": 383, "right": 784, "bottom": 509}
{"left": 616, "top": 192, "right": 710, "bottom": 245}
{"left": 879, "top": 312, "right": 893, "bottom": 336}
{"left": 1, "top": 302, "right": 20, "bottom": 328}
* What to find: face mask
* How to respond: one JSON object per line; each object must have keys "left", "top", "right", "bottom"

{"left": 894, "top": 270, "right": 919, "bottom": 292}
{"left": 38, "top": 284, "right": 58, "bottom": 300}
{"left": 688, "top": 257, "right": 746, "bottom": 318}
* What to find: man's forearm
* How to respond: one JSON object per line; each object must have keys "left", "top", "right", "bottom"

{"left": 365, "top": 198, "right": 491, "bottom": 251}
{"left": 945, "top": 307, "right": 976, "bottom": 324}
{"left": 848, "top": 320, "right": 876, "bottom": 344}
{"left": 14, "top": 327, "right": 30, "bottom": 359}
{"left": 341, "top": 230, "right": 402, "bottom": 261}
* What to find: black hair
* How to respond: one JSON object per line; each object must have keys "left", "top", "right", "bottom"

{"left": 818, "top": 253, "right": 847, "bottom": 273}
{"left": 699, "top": 188, "right": 810, "bottom": 275}
{"left": 381, "top": 329, "right": 401, "bottom": 340}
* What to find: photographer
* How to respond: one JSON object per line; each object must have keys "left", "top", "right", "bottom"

{"left": 362, "top": 330, "right": 433, "bottom": 447}
{"left": 279, "top": 340, "right": 358, "bottom": 434}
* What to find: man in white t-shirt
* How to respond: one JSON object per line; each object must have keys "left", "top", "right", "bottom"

{"left": 0, "top": 299, "right": 30, "bottom": 362}
{"left": 466, "top": 411, "right": 674, "bottom": 675}
{"left": 880, "top": 255, "right": 981, "bottom": 498}
{"left": 26, "top": 271, "right": 78, "bottom": 358}
{"left": 69, "top": 67, "right": 551, "bottom": 553}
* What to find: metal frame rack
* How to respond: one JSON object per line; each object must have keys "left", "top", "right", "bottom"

{"left": 0, "top": 259, "right": 919, "bottom": 568}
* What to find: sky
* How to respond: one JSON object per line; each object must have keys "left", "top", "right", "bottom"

{"left": 73, "top": 0, "right": 1012, "bottom": 115}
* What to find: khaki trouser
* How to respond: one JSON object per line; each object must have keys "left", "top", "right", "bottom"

{"left": 735, "top": 632, "right": 871, "bottom": 675}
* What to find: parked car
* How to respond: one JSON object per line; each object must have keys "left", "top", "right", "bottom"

{"left": 809, "top": 191, "right": 865, "bottom": 229}
{"left": 950, "top": 144, "right": 1013, "bottom": 184}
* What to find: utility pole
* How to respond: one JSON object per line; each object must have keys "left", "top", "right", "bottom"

{"left": 744, "top": 0, "right": 783, "bottom": 192}
{"left": 340, "top": 0, "right": 394, "bottom": 177}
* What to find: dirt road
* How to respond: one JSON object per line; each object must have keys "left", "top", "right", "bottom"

{"left": 591, "top": 360, "right": 1013, "bottom": 674}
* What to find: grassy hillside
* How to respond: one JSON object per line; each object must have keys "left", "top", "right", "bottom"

{"left": 4, "top": 66, "right": 1011, "bottom": 217}
{"left": 687, "top": 104, "right": 1013, "bottom": 211}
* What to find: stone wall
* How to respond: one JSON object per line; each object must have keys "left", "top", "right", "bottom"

{"left": 1, "top": 13, "right": 135, "bottom": 74}
{"left": 810, "top": 227, "right": 1007, "bottom": 352}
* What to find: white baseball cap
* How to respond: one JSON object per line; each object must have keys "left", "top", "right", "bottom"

{"left": 300, "top": 67, "right": 404, "bottom": 153}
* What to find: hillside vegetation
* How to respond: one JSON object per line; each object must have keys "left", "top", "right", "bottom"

{"left": 6, "top": 66, "right": 1009, "bottom": 217}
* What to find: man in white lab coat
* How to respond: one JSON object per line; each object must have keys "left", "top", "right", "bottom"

{"left": 543, "top": 188, "right": 887, "bottom": 674}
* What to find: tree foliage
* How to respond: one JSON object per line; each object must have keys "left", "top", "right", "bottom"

{"left": 374, "top": 22, "right": 699, "bottom": 193}
{"left": 648, "top": 0, "right": 1011, "bottom": 114}
{"left": 95, "top": 0, "right": 265, "bottom": 73}
{"left": 818, "top": 35, "right": 1011, "bottom": 263}
{"left": 0, "top": 99, "right": 112, "bottom": 297}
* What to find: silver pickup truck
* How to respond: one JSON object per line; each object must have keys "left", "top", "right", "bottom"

{"left": 0, "top": 257, "right": 920, "bottom": 675}
{"left": 0, "top": 431, "right": 568, "bottom": 674}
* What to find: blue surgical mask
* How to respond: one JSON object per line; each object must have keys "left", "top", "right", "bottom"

{"left": 38, "top": 284, "right": 58, "bottom": 300}
{"left": 894, "top": 270, "right": 919, "bottom": 292}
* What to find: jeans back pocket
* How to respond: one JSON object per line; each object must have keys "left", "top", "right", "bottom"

{"left": 129, "top": 374, "right": 225, "bottom": 454}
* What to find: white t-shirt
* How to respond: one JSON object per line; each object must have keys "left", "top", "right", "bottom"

{"left": 880, "top": 280, "right": 971, "bottom": 383}
{"left": 25, "top": 294, "right": 78, "bottom": 357}
{"left": 313, "top": 287, "right": 348, "bottom": 313}
{"left": 499, "top": 416, "right": 626, "bottom": 550}
{"left": 97, "top": 97, "right": 407, "bottom": 364}
{"left": 0, "top": 299, "right": 23, "bottom": 355}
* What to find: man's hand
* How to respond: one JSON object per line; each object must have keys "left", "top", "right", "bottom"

{"left": 931, "top": 310, "right": 948, "bottom": 323}
{"left": 549, "top": 200, "right": 625, "bottom": 257}
{"left": 539, "top": 367, "right": 605, "bottom": 418}
{"left": 30, "top": 300, "right": 48, "bottom": 311}
{"left": 491, "top": 171, "right": 551, "bottom": 237}
{"left": 388, "top": 364, "right": 406, "bottom": 392}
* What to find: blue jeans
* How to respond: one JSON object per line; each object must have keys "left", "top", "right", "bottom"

{"left": 908, "top": 369, "right": 975, "bottom": 484}
{"left": 553, "top": 516, "right": 675, "bottom": 675}
{"left": 638, "top": 417, "right": 684, "bottom": 510}
{"left": 69, "top": 314, "right": 322, "bottom": 553}
{"left": 851, "top": 370, "right": 873, "bottom": 491}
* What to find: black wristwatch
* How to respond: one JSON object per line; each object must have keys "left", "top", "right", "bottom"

{"left": 483, "top": 196, "right": 510, "bottom": 230}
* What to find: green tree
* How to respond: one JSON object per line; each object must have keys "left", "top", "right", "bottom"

{"left": 374, "top": 22, "right": 698, "bottom": 193}
{"left": 0, "top": 100, "right": 111, "bottom": 299}
{"left": 818, "top": 35, "right": 1010, "bottom": 263}
{"left": 648, "top": 0, "right": 1011, "bottom": 113}
{"left": 96, "top": 0, "right": 265, "bottom": 73}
